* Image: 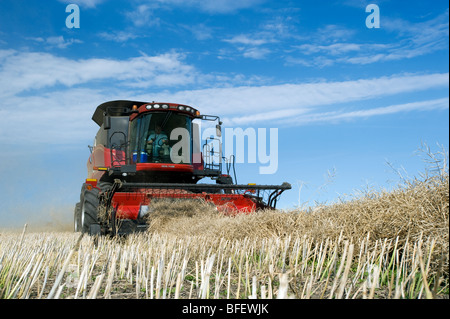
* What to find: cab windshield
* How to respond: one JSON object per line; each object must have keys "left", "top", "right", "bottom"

{"left": 130, "top": 112, "right": 192, "bottom": 164}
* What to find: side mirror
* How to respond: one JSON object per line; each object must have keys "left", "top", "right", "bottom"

{"left": 104, "top": 114, "right": 111, "bottom": 130}
{"left": 216, "top": 124, "right": 222, "bottom": 137}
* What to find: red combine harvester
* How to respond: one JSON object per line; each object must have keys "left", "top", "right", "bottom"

{"left": 74, "top": 100, "right": 291, "bottom": 235}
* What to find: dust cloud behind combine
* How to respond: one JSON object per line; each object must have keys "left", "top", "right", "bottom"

{"left": 0, "top": 204, "right": 73, "bottom": 233}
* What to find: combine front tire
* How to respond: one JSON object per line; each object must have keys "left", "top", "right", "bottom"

{"left": 74, "top": 202, "right": 82, "bottom": 232}
{"left": 80, "top": 186, "right": 100, "bottom": 234}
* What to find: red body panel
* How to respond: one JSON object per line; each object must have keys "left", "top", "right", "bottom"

{"left": 88, "top": 145, "right": 194, "bottom": 179}
{"left": 112, "top": 189, "right": 260, "bottom": 220}
{"left": 87, "top": 145, "right": 126, "bottom": 179}
{"left": 136, "top": 163, "right": 194, "bottom": 173}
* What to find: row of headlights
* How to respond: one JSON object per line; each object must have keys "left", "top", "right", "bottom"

{"left": 144, "top": 104, "right": 199, "bottom": 116}
{"left": 145, "top": 103, "right": 169, "bottom": 110}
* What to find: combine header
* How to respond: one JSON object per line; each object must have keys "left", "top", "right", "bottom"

{"left": 74, "top": 100, "right": 291, "bottom": 235}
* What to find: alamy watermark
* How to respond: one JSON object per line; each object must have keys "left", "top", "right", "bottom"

{"left": 158, "top": 126, "right": 279, "bottom": 175}
{"left": 65, "top": 4, "right": 80, "bottom": 29}
{"left": 366, "top": 4, "right": 380, "bottom": 28}
{"left": 66, "top": 3, "right": 381, "bottom": 30}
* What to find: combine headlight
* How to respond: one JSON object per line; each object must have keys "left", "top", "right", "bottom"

{"left": 162, "top": 104, "right": 169, "bottom": 109}
{"left": 153, "top": 104, "right": 160, "bottom": 109}
{"left": 178, "top": 106, "right": 185, "bottom": 111}
{"left": 138, "top": 205, "right": 149, "bottom": 218}
{"left": 146, "top": 104, "right": 152, "bottom": 110}
{"left": 185, "top": 107, "right": 191, "bottom": 112}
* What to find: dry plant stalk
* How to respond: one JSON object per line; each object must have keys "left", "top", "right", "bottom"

{"left": 0, "top": 152, "right": 448, "bottom": 299}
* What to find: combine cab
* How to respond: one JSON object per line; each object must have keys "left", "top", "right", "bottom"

{"left": 74, "top": 100, "right": 291, "bottom": 235}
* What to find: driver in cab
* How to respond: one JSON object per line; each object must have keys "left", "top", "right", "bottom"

{"left": 146, "top": 124, "right": 169, "bottom": 161}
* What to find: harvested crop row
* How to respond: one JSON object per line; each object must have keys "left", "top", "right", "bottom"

{"left": 0, "top": 163, "right": 447, "bottom": 299}
{"left": 0, "top": 229, "right": 447, "bottom": 299}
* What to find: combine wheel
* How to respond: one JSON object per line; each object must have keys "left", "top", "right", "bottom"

{"left": 80, "top": 186, "right": 100, "bottom": 234}
{"left": 74, "top": 202, "right": 82, "bottom": 232}
{"left": 79, "top": 182, "right": 113, "bottom": 234}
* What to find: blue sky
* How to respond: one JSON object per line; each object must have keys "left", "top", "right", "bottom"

{"left": 0, "top": 0, "right": 448, "bottom": 228}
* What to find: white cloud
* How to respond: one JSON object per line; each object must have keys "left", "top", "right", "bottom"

{"left": 28, "top": 36, "right": 83, "bottom": 49}
{"left": 0, "top": 49, "right": 15, "bottom": 60}
{"left": 221, "top": 15, "right": 298, "bottom": 60}
{"left": 262, "top": 14, "right": 299, "bottom": 37}
{"left": 0, "top": 88, "right": 107, "bottom": 145}
{"left": 342, "top": 0, "right": 390, "bottom": 9}
{"left": 154, "top": 0, "right": 265, "bottom": 13}
{"left": 288, "top": 11, "right": 449, "bottom": 67}
{"left": 314, "top": 25, "right": 356, "bottom": 43}
{"left": 0, "top": 50, "right": 197, "bottom": 96}
{"left": 222, "top": 32, "right": 277, "bottom": 59}
{"left": 383, "top": 10, "right": 449, "bottom": 46}
{"left": 58, "top": 0, "right": 105, "bottom": 8}
{"left": 275, "top": 98, "right": 450, "bottom": 126}
{"left": 153, "top": 73, "right": 449, "bottom": 118}
{"left": 98, "top": 31, "right": 140, "bottom": 42}
{"left": 297, "top": 43, "right": 362, "bottom": 56}
{"left": 242, "top": 47, "right": 271, "bottom": 59}
{"left": 224, "top": 35, "right": 274, "bottom": 46}
{"left": 0, "top": 47, "right": 447, "bottom": 146}
{"left": 126, "top": 4, "right": 160, "bottom": 28}
{"left": 180, "top": 24, "right": 214, "bottom": 40}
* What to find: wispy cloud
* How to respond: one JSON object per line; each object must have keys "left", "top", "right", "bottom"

{"left": 28, "top": 36, "right": 83, "bottom": 49}
{"left": 344, "top": 12, "right": 449, "bottom": 65}
{"left": 314, "top": 24, "right": 357, "bottom": 43}
{"left": 0, "top": 50, "right": 197, "bottom": 96}
{"left": 0, "top": 88, "right": 106, "bottom": 145}
{"left": 126, "top": 4, "right": 161, "bottom": 28}
{"left": 275, "top": 97, "right": 449, "bottom": 126}
{"left": 153, "top": 0, "right": 266, "bottom": 13}
{"left": 222, "top": 34, "right": 275, "bottom": 59}
{"left": 297, "top": 43, "right": 362, "bottom": 56}
{"left": 58, "top": 0, "right": 106, "bottom": 9}
{"left": 242, "top": 47, "right": 270, "bottom": 59}
{"left": 288, "top": 10, "right": 449, "bottom": 67}
{"left": 180, "top": 24, "right": 214, "bottom": 40}
{"left": 98, "top": 31, "right": 140, "bottom": 42}
{"left": 223, "top": 34, "right": 276, "bottom": 46}
{"left": 158, "top": 73, "right": 449, "bottom": 120}
{"left": 0, "top": 46, "right": 447, "bottom": 146}
{"left": 221, "top": 13, "right": 298, "bottom": 59}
